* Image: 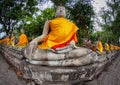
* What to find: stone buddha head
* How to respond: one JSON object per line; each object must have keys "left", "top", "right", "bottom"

{"left": 56, "top": 6, "right": 66, "bottom": 18}
{"left": 20, "top": 28, "right": 25, "bottom": 33}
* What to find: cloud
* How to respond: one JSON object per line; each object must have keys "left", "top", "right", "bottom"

{"left": 93, "top": 0, "right": 107, "bottom": 13}
{"left": 92, "top": 0, "right": 107, "bottom": 31}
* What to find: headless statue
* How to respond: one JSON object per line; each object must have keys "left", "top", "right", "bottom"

{"left": 24, "top": 6, "right": 99, "bottom": 66}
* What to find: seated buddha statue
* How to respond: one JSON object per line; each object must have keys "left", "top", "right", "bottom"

{"left": 96, "top": 37, "right": 104, "bottom": 55}
{"left": 24, "top": 6, "right": 99, "bottom": 66}
{"left": 10, "top": 33, "right": 15, "bottom": 47}
{"left": 16, "top": 28, "right": 29, "bottom": 48}
{"left": 0, "top": 35, "right": 10, "bottom": 45}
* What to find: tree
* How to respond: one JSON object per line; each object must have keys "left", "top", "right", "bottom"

{"left": 70, "top": 0, "right": 94, "bottom": 45}
{"left": 110, "top": 11, "right": 120, "bottom": 44}
{"left": 0, "top": 0, "right": 38, "bottom": 37}
{"left": 24, "top": 8, "right": 55, "bottom": 39}
{"left": 99, "top": 0, "right": 120, "bottom": 44}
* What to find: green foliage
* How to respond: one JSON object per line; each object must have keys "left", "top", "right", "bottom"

{"left": 0, "top": 0, "right": 95, "bottom": 45}
{"left": 24, "top": 8, "right": 55, "bottom": 38}
{"left": 51, "top": 0, "right": 69, "bottom": 6}
{"left": 24, "top": 0, "right": 38, "bottom": 17}
{"left": 90, "top": 31, "right": 114, "bottom": 44}
{"left": 71, "top": 0, "right": 94, "bottom": 45}
{"left": 110, "top": 11, "right": 120, "bottom": 43}
{"left": 0, "top": 0, "right": 38, "bottom": 37}
{"left": 99, "top": 0, "right": 120, "bottom": 44}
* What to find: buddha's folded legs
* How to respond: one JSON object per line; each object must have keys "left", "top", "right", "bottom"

{"left": 24, "top": 41, "right": 93, "bottom": 61}
{"left": 28, "top": 51, "right": 99, "bottom": 66}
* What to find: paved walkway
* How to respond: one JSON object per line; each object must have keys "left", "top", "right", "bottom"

{"left": 86, "top": 52, "right": 120, "bottom": 85}
{"left": 0, "top": 53, "right": 26, "bottom": 85}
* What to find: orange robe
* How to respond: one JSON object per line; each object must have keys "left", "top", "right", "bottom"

{"left": 0, "top": 38, "right": 8, "bottom": 44}
{"left": 2, "top": 37, "right": 11, "bottom": 45}
{"left": 105, "top": 43, "right": 109, "bottom": 51}
{"left": 6, "top": 37, "right": 11, "bottom": 45}
{"left": 10, "top": 36, "right": 15, "bottom": 46}
{"left": 0, "top": 36, "right": 15, "bottom": 46}
{"left": 97, "top": 41, "right": 103, "bottom": 53}
{"left": 17, "top": 33, "right": 28, "bottom": 48}
{"left": 92, "top": 46, "right": 97, "bottom": 52}
{"left": 110, "top": 44, "right": 114, "bottom": 50}
{"left": 114, "top": 46, "right": 119, "bottom": 50}
{"left": 0, "top": 39, "right": 4, "bottom": 44}
{"left": 38, "top": 17, "right": 79, "bottom": 49}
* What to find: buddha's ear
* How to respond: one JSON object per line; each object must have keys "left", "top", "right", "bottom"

{"left": 55, "top": 6, "right": 66, "bottom": 18}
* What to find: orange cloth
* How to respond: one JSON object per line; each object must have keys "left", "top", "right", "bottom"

{"left": 2, "top": 37, "right": 11, "bottom": 45}
{"left": 105, "top": 43, "right": 109, "bottom": 51}
{"left": 0, "top": 36, "right": 15, "bottom": 46}
{"left": 114, "top": 46, "right": 119, "bottom": 50}
{"left": 110, "top": 44, "right": 114, "bottom": 50}
{"left": 97, "top": 41, "right": 103, "bottom": 53}
{"left": 38, "top": 17, "right": 79, "bottom": 49}
{"left": 17, "top": 33, "right": 28, "bottom": 48}
{"left": 11, "top": 36, "right": 15, "bottom": 41}
{"left": 0, "top": 38, "right": 8, "bottom": 44}
{"left": 10, "top": 36, "right": 15, "bottom": 46}
{"left": 52, "top": 33, "right": 77, "bottom": 50}
{"left": 92, "top": 46, "right": 97, "bottom": 52}
{"left": 6, "top": 37, "right": 11, "bottom": 45}
{"left": 0, "top": 39, "right": 4, "bottom": 44}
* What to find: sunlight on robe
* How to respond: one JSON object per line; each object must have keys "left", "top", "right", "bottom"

{"left": 38, "top": 17, "right": 79, "bottom": 49}
{"left": 97, "top": 41, "right": 103, "bottom": 53}
{"left": 17, "top": 33, "right": 28, "bottom": 48}
{"left": 10, "top": 36, "right": 15, "bottom": 46}
{"left": 105, "top": 43, "right": 109, "bottom": 51}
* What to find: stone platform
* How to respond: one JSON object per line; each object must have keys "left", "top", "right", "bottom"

{"left": 0, "top": 45, "right": 119, "bottom": 85}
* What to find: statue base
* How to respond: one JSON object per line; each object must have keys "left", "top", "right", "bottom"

{"left": 0, "top": 45, "right": 118, "bottom": 85}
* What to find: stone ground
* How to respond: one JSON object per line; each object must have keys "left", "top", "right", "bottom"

{"left": 0, "top": 53, "right": 26, "bottom": 85}
{"left": 0, "top": 51, "right": 120, "bottom": 85}
{"left": 85, "top": 51, "right": 120, "bottom": 85}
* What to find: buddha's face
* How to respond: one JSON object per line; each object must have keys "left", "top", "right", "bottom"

{"left": 56, "top": 6, "right": 66, "bottom": 17}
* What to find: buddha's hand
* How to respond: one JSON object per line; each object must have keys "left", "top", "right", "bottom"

{"left": 25, "top": 41, "right": 38, "bottom": 60}
{"left": 29, "top": 41, "right": 38, "bottom": 51}
{"left": 30, "top": 37, "right": 38, "bottom": 44}
{"left": 70, "top": 40, "right": 80, "bottom": 49}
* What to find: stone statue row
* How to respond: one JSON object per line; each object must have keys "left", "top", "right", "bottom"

{"left": 0, "top": 6, "right": 120, "bottom": 67}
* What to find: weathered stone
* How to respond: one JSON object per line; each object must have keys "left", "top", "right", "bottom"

{"left": 0, "top": 45, "right": 119, "bottom": 85}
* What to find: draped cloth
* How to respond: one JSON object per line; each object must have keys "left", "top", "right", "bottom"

{"left": 10, "top": 36, "right": 15, "bottom": 46}
{"left": 105, "top": 43, "right": 109, "bottom": 51}
{"left": 0, "top": 39, "right": 5, "bottom": 44}
{"left": 0, "top": 37, "right": 10, "bottom": 45}
{"left": 38, "top": 17, "right": 79, "bottom": 49}
{"left": 0, "top": 36, "right": 15, "bottom": 46}
{"left": 97, "top": 41, "right": 103, "bottom": 53}
{"left": 110, "top": 44, "right": 114, "bottom": 50}
{"left": 17, "top": 33, "right": 28, "bottom": 48}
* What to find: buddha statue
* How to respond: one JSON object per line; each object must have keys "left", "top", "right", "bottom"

{"left": 16, "top": 28, "right": 29, "bottom": 48}
{"left": 24, "top": 6, "right": 99, "bottom": 66}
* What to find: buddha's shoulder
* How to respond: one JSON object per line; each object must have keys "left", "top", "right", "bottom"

{"left": 50, "top": 17, "right": 73, "bottom": 24}
{"left": 20, "top": 33, "right": 27, "bottom": 37}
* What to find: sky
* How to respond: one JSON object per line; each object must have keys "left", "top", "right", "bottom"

{"left": 93, "top": 0, "right": 107, "bottom": 31}
{"left": 93, "top": 0, "right": 107, "bottom": 13}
